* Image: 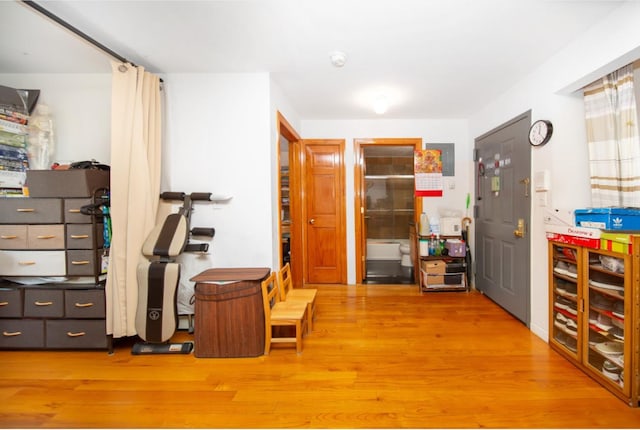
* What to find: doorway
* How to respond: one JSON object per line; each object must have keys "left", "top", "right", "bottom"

{"left": 355, "top": 138, "right": 423, "bottom": 284}
{"left": 474, "top": 112, "right": 531, "bottom": 325}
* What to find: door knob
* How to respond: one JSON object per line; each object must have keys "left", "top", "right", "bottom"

{"left": 513, "top": 218, "right": 525, "bottom": 238}
{"left": 309, "top": 218, "right": 315, "bottom": 225}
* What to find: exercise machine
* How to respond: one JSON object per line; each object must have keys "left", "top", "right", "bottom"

{"left": 132, "top": 192, "right": 215, "bottom": 355}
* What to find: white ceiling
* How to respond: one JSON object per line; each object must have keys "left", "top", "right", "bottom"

{"left": 0, "top": 0, "right": 627, "bottom": 119}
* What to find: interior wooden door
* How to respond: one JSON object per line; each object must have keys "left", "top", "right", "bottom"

{"left": 301, "top": 139, "right": 346, "bottom": 284}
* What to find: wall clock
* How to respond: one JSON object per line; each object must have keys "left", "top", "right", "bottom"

{"left": 528, "top": 119, "right": 553, "bottom": 147}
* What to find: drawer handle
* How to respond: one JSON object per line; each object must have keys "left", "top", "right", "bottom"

{"left": 36, "top": 235, "right": 57, "bottom": 240}
{"left": 67, "top": 331, "right": 86, "bottom": 337}
{"left": 75, "top": 302, "right": 94, "bottom": 308}
{"left": 16, "top": 208, "right": 35, "bottom": 212}
{"left": 35, "top": 301, "right": 53, "bottom": 306}
{"left": 71, "top": 260, "right": 90, "bottom": 265}
{"left": 3, "top": 331, "right": 22, "bottom": 337}
{"left": 68, "top": 209, "right": 81, "bottom": 213}
{"left": 0, "top": 301, "right": 8, "bottom": 306}
{"left": 18, "top": 261, "right": 36, "bottom": 266}
{"left": 70, "top": 235, "right": 89, "bottom": 239}
{"left": 1, "top": 235, "right": 18, "bottom": 239}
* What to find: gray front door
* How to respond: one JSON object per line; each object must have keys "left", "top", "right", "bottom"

{"left": 474, "top": 112, "right": 531, "bottom": 325}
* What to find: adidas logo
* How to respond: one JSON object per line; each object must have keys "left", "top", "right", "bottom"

{"left": 612, "top": 217, "right": 623, "bottom": 228}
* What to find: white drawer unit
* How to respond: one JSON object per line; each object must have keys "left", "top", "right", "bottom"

{"left": 0, "top": 250, "right": 67, "bottom": 276}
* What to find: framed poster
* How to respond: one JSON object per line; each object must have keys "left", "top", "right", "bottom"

{"left": 414, "top": 149, "right": 443, "bottom": 197}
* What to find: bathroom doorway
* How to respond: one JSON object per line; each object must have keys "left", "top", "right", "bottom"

{"left": 354, "top": 138, "right": 423, "bottom": 284}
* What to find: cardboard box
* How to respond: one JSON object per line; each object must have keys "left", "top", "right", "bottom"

{"left": 574, "top": 207, "right": 640, "bottom": 230}
{"left": 544, "top": 224, "right": 601, "bottom": 239}
{"left": 421, "top": 259, "right": 446, "bottom": 285}
{"left": 546, "top": 232, "right": 600, "bottom": 249}
{"left": 599, "top": 232, "right": 637, "bottom": 254}
{"left": 26, "top": 169, "right": 110, "bottom": 198}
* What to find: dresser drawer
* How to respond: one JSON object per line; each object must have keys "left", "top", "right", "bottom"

{"left": 66, "top": 224, "right": 104, "bottom": 249}
{"left": 0, "top": 319, "right": 45, "bottom": 348}
{"left": 66, "top": 249, "right": 101, "bottom": 276}
{"left": 0, "top": 250, "right": 67, "bottom": 276}
{"left": 0, "top": 288, "right": 22, "bottom": 317}
{"left": 46, "top": 319, "right": 107, "bottom": 349}
{"left": 27, "top": 224, "right": 65, "bottom": 249}
{"left": 64, "top": 198, "right": 103, "bottom": 224}
{"left": 0, "top": 198, "right": 63, "bottom": 224}
{"left": 0, "top": 225, "right": 27, "bottom": 249}
{"left": 65, "top": 289, "right": 105, "bottom": 318}
{"left": 24, "top": 289, "right": 64, "bottom": 318}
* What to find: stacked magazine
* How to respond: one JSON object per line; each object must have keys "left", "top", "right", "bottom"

{"left": 0, "top": 85, "right": 38, "bottom": 197}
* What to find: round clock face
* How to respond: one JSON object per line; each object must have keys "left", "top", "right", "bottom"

{"left": 529, "top": 120, "right": 553, "bottom": 146}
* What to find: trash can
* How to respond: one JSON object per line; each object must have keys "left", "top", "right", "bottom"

{"left": 190, "top": 267, "right": 270, "bottom": 358}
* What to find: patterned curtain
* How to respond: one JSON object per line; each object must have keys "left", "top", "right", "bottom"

{"left": 583, "top": 64, "right": 640, "bottom": 207}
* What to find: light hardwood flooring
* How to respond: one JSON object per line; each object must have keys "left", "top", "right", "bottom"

{"left": 2, "top": 285, "right": 640, "bottom": 428}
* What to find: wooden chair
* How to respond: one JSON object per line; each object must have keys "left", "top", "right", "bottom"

{"left": 261, "top": 271, "right": 308, "bottom": 354}
{"left": 277, "top": 263, "right": 317, "bottom": 333}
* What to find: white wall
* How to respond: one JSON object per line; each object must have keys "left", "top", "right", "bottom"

{"left": 162, "top": 73, "right": 274, "bottom": 276}
{"left": 0, "top": 73, "right": 111, "bottom": 164}
{"left": 301, "top": 119, "right": 470, "bottom": 284}
{"left": 469, "top": 0, "right": 640, "bottom": 341}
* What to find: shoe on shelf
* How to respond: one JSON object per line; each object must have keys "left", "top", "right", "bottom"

{"left": 595, "top": 313, "right": 613, "bottom": 331}
{"left": 565, "top": 319, "right": 578, "bottom": 335}
{"left": 566, "top": 264, "right": 578, "bottom": 278}
{"left": 591, "top": 293, "right": 614, "bottom": 311}
{"left": 612, "top": 300, "right": 624, "bottom": 319}
{"left": 554, "top": 261, "right": 571, "bottom": 276}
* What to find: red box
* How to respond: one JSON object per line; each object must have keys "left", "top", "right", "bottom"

{"left": 546, "top": 232, "right": 600, "bottom": 249}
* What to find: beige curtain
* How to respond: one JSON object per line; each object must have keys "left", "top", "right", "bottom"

{"left": 106, "top": 61, "right": 162, "bottom": 338}
{"left": 583, "top": 63, "right": 640, "bottom": 207}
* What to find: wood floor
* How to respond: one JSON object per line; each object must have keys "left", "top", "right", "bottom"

{"left": 2, "top": 285, "right": 640, "bottom": 428}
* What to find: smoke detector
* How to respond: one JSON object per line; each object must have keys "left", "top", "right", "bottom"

{"left": 329, "top": 51, "right": 347, "bottom": 68}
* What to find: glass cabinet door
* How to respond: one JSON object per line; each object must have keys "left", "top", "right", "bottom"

{"left": 584, "top": 249, "right": 630, "bottom": 397}
{"left": 550, "top": 243, "right": 581, "bottom": 359}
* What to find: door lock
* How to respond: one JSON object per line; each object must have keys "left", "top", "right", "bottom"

{"left": 519, "top": 177, "right": 530, "bottom": 197}
{"left": 513, "top": 218, "right": 525, "bottom": 238}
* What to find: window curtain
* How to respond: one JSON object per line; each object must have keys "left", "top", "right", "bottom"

{"left": 583, "top": 63, "right": 640, "bottom": 207}
{"left": 106, "top": 61, "right": 162, "bottom": 338}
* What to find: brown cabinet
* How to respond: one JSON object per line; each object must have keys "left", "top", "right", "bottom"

{"left": 548, "top": 238, "right": 639, "bottom": 406}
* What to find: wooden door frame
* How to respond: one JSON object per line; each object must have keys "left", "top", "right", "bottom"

{"left": 354, "top": 138, "right": 423, "bottom": 284}
{"left": 276, "top": 111, "right": 303, "bottom": 288}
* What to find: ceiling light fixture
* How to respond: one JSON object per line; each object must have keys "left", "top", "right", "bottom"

{"left": 329, "top": 51, "right": 347, "bottom": 68}
{"left": 373, "top": 95, "right": 389, "bottom": 115}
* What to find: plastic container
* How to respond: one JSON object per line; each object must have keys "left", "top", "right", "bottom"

{"left": 419, "top": 213, "right": 430, "bottom": 236}
{"left": 27, "top": 104, "right": 55, "bottom": 169}
{"left": 429, "top": 214, "right": 440, "bottom": 235}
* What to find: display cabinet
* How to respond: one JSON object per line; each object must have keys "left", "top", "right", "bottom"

{"left": 548, "top": 238, "right": 639, "bottom": 406}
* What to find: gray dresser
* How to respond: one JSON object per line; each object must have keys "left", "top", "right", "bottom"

{"left": 0, "top": 170, "right": 110, "bottom": 350}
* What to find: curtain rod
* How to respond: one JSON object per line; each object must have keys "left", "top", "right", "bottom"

{"left": 22, "top": 0, "right": 132, "bottom": 65}
{"left": 21, "top": 0, "right": 163, "bottom": 83}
